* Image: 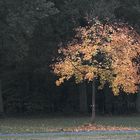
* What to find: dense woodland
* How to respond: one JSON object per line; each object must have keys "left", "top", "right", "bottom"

{"left": 0, "top": 0, "right": 140, "bottom": 116}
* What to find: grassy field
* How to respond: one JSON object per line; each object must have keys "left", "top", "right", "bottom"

{"left": 0, "top": 114, "right": 140, "bottom": 133}
{"left": 0, "top": 115, "right": 140, "bottom": 139}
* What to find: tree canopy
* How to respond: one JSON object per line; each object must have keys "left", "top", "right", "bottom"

{"left": 53, "top": 20, "right": 140, "bottom": 95}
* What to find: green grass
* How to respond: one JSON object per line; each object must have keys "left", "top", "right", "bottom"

{"left": 96, "top": 115, "right": 140, "bottom": 128}
{"left": 0, "top": 115, "right": 140, "bottom": 133}
{"left": 0, "top": 116, "right": 90, "bottom": 133}
{"left": 0, "top": 115, "right": 140, "bottom": 140}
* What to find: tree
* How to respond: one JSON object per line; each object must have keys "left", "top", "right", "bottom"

{"left": 52, "top": 20, "right": 140, "bottom": 122}
{"left": 0, "top": 80, "right": 3, "bottom": 114}
{"left": 0, "top": 0, "right": 59, "bottom": 114}
{"left": 79, "top": 82, "right": 88, "bottom": 113}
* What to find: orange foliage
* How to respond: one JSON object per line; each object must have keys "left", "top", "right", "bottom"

{"left": 52, "top": 20, "right": 140, "bottom": 95}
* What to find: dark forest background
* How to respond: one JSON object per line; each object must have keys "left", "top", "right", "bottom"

{"left": 0, "top": 0, "right": 140, "bottom": 116}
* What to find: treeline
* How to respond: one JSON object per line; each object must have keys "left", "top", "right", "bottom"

{"left": 0, "top": 0, "right": 140, "bottom": 115}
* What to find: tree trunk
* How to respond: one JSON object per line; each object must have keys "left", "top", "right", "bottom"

{"left": 79, "top": 82, "right": 88, "bottom": 113}
{"left": 0, "top": 80, "right": 4, "bottom": 115}
{"left": 91, "top": 79, "right": 96, "bottom": 123}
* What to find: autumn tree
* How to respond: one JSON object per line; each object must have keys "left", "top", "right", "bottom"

{"left": 52, "top": 20, "right": 140, "bottom": 122}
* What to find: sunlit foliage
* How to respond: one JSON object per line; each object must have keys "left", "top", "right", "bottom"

{"left": 52, "top": 20, "right": 140, "bottom": 95}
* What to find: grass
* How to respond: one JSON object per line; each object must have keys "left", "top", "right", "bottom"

{"left": 0, "top": 114, "right": 140, "bottom": 133}
{"left": 96, "top": 115, "right": 140, "bottom": 128}
{"left": 0, "top": 116, "right": 89, "bottom": 133}
{"left": 0, "top": 115, "right": 140, "bottom": 139}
